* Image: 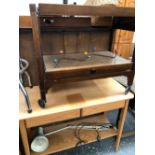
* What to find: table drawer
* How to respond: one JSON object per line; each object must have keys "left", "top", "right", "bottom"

{"left": 82, "top": 101, "right": 125, "bottom": 116}
{"left": 26, "top": 109, "right": 80, "bottom": 128}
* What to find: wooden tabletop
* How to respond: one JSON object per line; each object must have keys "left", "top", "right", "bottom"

{"left": 38, "top": 4, "right": 135, "bottom": 17}
{"left": 19, "top": 78, "right": 134, "bottom": 120}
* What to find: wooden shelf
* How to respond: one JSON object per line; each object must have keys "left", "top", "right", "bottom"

{"left": 31, "top": 113, "right": 117, "bottom": 155}
{"left": 19, "top": 78, "right": 134, "bottom": 121}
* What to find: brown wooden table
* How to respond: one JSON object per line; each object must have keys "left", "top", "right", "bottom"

{"left": 19, "top": 78, "right": 134, "bottom": 155}
{"left": 29, "top": 4, "right": 135, "bottom": 107}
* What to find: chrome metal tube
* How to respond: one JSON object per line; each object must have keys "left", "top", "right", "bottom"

{"left": 19, "top": 80, "right": 32, "bottom": 113}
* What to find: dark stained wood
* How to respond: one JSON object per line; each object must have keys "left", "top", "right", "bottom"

{"left": 42, "top": 32, "right": 64, "bottom": 55}
{"left": 109, "top": 29, "right": 114, "bottom": 51}
{"left": 38, "top": 4, "right": 135, "bottom": 17}
{"left": 30, "top": 4, "right": 46, "bottom": 100}
{"left": 45, "top": 70, "right": 132, "bottom": 85}
{"left": 91, "top": 17, "right": 113, "bottom": 27}
{"left": 28, "top": 3, "right": 135, "bottom": 102}
{"left": 19, "top": 16, "right": 134, "bottom": 31}
{"left": 64, "top": 32, "right": 77, "bottom": 53}
{"left": 78, "top": 32, "right": 90, "bottom": 53}
{"left": 91, "top": 32, "right": 110, "bottom": 51}
{"left": 19, "top": 32, "right": 39, "bottom": 86}
{"left": 19, "top": 30, "right": 111, "bottom": 86}
{"left": 40, "top": 16, "right": 91, "bottom": 28}
{"left": 19, "top": 16, "right": 91, "bottom": 29}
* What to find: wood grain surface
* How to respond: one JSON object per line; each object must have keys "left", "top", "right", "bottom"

{"left": 19, "top": 78, "right": 134, "bottom": 120}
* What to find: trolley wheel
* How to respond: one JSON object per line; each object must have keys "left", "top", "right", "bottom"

{"left": 30, "top": 86, "right": 33, "bottom": 88}
{"left": 28, "top": 109, "right": 32, "bottom": 113}
{"left": 38, "top": 99, "right": 46, "bottom": 108}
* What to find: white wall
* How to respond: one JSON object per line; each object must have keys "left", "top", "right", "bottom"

{"left": 19, "top": 0, "right": 86, "bottom": 15}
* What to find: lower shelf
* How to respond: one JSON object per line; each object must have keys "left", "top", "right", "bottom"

{"left": 31, "top": 113, "right": 118, "bottom": 155}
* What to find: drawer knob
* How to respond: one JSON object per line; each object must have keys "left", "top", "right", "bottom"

{"left": 43, "top": 18, "right": 54, "bottom": 24}
{"left": 90, "top": 69, "right": 96, "bottom": 74}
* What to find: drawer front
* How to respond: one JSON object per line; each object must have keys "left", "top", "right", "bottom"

{"left": 82, "top": 101, "right": 125, "bottom": 116}
{"left": 26, "top": 109, "right": 80, "bottom": 128}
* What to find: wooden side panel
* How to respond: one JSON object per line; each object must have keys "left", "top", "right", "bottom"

{"left": 112, "top": 29, "right": 121, "bottom": 43}
{"left": 125, "top": 0, "right": 135, "bottom": 8}
{"left": 42, "top": 32, "right": 64, "bottom": 54}
{"left": 118, "top": 30, "right": 134, "bottom": 44}
{"left": 91, "top": 32, "right": 110, "bottom": 51}
{"left": 81, "top": 31, "right": 110, "bottom": 52}
{"left": 112, "top": 43, "right": 133, "bottom": 58}
{"left": 113, "top": 30, "right": 134, "bottom": 44}
{"left": 77, "top": 32, "right": 90, "bottom": 52}
{"left": 64, "top": 32, "right": 77, "bottom": 53}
